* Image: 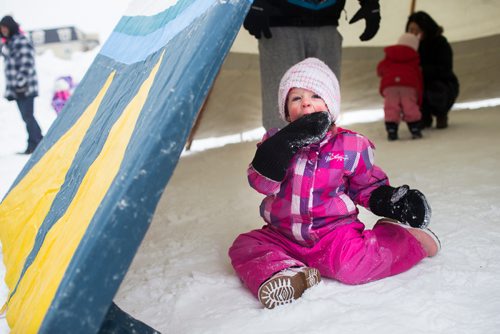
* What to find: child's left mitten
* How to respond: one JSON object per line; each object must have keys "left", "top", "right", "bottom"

{"left": 369, "top": 185, "right": 431, "bottom": 228}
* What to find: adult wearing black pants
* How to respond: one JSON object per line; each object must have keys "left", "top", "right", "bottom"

{"left": 1, "top": 15, "right": 43, "bottom": 154}
{"left": 244, "top": 0, "right": 381, "bottom": 131}
{"left": 406, "top": 11, "right": 459, "bottom": 129}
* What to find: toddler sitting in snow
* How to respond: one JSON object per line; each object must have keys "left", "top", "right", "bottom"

{"left": 228, "top": 58, "right": 440, "bottom": 309}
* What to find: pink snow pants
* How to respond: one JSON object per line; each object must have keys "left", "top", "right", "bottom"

{"left": 228, "top": 221, "right": 427, "bottom": 297}
{"left": 383, "top": 86, "right": 421, "bottom": 123}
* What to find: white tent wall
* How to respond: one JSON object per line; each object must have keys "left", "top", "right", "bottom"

{"left": 191, "top": 33, "right": 500, "bottom": 143}
{"left": 230, "top": 0, "right": 500, "bottom": 53}
{"left": 3, "top": 0, "right": 500, "bottom": 53}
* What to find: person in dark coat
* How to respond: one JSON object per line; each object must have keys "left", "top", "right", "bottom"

{"left": 406, "top": 11, "right": 459, "bottom": 129}
{"left": 0, "top": 15, "right": 43, "bottom": 154}
{"left": 243, "top": 0, "right": 381, "bottom": 130}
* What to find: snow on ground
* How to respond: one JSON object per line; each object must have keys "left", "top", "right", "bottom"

{"left": 1, "top": 37, "right": 500, "bottom": 333}
{"left": 113, "top": 106, "right": 500, "bottom": 334}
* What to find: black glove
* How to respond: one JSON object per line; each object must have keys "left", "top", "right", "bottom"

{"left": 369, "top": 185, "right": 431, "bottom": 228}
{"left": 349, "top": 0, "right": 381, "bottom": 41}
{"left": 244, "top": 0, "right": 273, "bottom": 39}
{"left": 251, "top": 112, "right": 332, "bottom": 181}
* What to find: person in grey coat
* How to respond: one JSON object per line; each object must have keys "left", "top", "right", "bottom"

{"left": 1, "top": 15, "right": 43, "bottom": 154}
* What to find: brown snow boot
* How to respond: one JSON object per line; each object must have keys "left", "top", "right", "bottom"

{"left": 258, "top": 267, "right": 321, "bottom": 309}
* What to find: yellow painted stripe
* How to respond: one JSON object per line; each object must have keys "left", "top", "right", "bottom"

{"left": 0, "top": 72, "right": 115, "bottom": 291}
{"left": 9, "top": 52, "right": 165, "bottom": 333}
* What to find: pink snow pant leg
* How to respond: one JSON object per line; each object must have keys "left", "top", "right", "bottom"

{"left": 228, "top": 222, "right": 427, "bottom": 297}
{"left": 383, "top": 86, "right": 421, "bottom": 123}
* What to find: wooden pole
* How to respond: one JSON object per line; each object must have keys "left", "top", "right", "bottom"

{"left": 185, "top": 73, "right": 218, "bottom": 151}
{"left": 185, "top": 94, "right": 209, "bottom": 151}
{"left": 410, "top": 0, "right": 417, "bottom": 14}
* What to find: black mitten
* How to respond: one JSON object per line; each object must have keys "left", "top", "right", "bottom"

{"left": 349, "top": 0, "right": 381, "bottom": 41}
{"left": 369, "top": 185, "right": 431, "bottom": 228}
{"left": 251, "top": 112, "right": 332, "bottom": 181}
{"left": 243, "top": 0, "right": 273, "bottom": 39}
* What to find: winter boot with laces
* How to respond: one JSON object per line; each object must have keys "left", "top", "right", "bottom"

{"left": 258, "top": 267, "right": 321, "bottom": 309}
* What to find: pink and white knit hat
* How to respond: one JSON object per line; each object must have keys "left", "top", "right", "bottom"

{"left": 278, "top": 57, "right": 341, "bottom": 122}
{"left": 397, "top": 32, "right": 419, "bottom": 51}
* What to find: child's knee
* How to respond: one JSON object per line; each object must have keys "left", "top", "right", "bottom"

{"left": 228, "top": 233, "right": 258, "bottom": 258}
{"left": 228, "top": 230, "right": 278, "bottom": 264}
{"left": 332, "top": 234, "right": 392, "bottom": 285}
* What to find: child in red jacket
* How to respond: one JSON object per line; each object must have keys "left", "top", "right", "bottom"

{"left": 377, "top": 33, "right": 423, "bottom": 140}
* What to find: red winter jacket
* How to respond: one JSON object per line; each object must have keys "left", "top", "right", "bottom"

{"left": 377, "top": 45, "right": 423, "bottom": 105}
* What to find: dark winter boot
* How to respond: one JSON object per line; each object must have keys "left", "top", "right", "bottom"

{"left": 407, "top": 122, "right": 423, "bottom": 139}
{"left": 436, "top": 115, "right": 448, "bottom": 129}
{"left": 421, "top": 113, "right": 433, "bottom": 128}
{"left": 385, "top": 122, "right": 399, "bottom": 141}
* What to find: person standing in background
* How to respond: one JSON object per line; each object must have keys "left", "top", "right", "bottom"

{"left": 406, "top": 11, "right": 459, "bottom": 129}
{"left": 377, "top": 32, "right": 423, "bottom": 140}
{"left": 243, "top": 0, "right": 381, "bottom": 130}
{"left": 0, "top": 15, "right": 43, "bottom": 154}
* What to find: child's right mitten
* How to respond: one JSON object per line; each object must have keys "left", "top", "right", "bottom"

{"left": 251, "top": 111, "right": 332, "bottom": 182}
{"left": 369, "top": 185, "right": 431, "bottom": 228}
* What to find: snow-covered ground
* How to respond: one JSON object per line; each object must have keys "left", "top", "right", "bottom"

{"left": 1, "top": 20, "right": 500, "bottom": 334}
{"left": 113, "top": 103, "right": 500, "bottom": 334}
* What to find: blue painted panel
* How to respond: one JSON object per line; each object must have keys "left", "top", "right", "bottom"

{"left": 28, "top": 1, "right": 252, "bottom": 332}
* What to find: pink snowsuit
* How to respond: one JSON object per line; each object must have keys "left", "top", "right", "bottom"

{"left": 228, "top": 127, "right": 427, "bottom": 297}
{"left": 51, "top": 90, "right": 71, "bottom": 114}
